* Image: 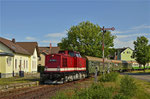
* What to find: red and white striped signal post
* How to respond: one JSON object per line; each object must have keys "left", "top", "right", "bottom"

{"left": 101, "top": 26, "right": 115, "bottom": 75}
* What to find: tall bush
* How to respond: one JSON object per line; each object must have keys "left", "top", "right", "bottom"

{"left": 120, "top": 75, "right": 137, "bottom": 97}
{"left": 73, "top": 84, "right": 114, "bottom": 99}
{"left": 100, "top": 72, "right": 119, "bottom": 82}
{"left": 113, "top": 94, "right": 129, "bottom": 99}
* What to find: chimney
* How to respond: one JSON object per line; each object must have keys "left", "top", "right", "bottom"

{"left": 49, "top": 43, "right": 52, "bottom": 54}
{"left": 12, "top": 38, "right": 16, "bottom": 43}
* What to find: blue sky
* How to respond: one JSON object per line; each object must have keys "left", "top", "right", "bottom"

{"left": 0, "top": 0, "right": 150, "bottom": 49}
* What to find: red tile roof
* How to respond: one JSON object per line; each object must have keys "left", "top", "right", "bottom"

{"left": 0, "top": 37, "right": 30, "bottom": 55}
{"left": 39, "top": 47, "right": 60, "bottom": 55}
{"left": 16, "top": 42, "right": 39, "bottom": 56}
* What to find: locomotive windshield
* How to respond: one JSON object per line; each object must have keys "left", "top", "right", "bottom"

{"left": 68, "top": 51, "right": 82, "bottom": 57}
{"left": 58, "top": 50, "right": 82, "bottom": 57}
{"left": 59, "top": 51, "right": 65, "bottom": 54}
{"left": 75, "top": 53, "right": 81, "bottom": 57}
{"left": 69, "top": 51, "right": 75, "bottom": 57}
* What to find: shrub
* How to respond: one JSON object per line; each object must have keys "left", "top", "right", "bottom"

{"left": 120, "top": 75, "right": 137, "bottom": 97}
{"left": 51, "top": 92, "right": 69, "bottom": 99}
{"left": 38, "top": 66, "right": 45, "bottom": 73}
{"left": 100, "top": 72, "right": 119, "bottom": 82}
{"left": 113, "top": 94, "right": 129, "bottom": 99}
{"left": 52, "top": 83, "right": 114, "bottom": 99}
{"left": 73, "top": 83, "right": 114, "bottom": 99}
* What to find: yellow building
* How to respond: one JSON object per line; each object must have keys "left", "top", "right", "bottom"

{"left": 16, "top": 42, "right": 39, "bottom": 73}
{"left": 116, "top": 47, "right": 135, "bottom": 61}
{"left": 0, "top": 37, "right": 39, "bottom": 78}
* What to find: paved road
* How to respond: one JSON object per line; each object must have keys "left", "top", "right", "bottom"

{"left": 121, "top": 73, "right": 150, "bottom": 82}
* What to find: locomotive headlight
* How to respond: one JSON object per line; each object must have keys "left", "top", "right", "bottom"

{"left": 50, "top": 55, "right": 54, "bottom": 58}
{"left": 57, "top": 66, "right": 60, "bottom": 71}
{"left": 45, "top": 67, "right": 48, "bottom": 71}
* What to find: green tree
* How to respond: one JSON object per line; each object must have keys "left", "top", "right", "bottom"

{"left": 58, "top": 21, "right": 115, "bottom": 57}
{"left": 133, "top": 36, "right": 150, "bottom": 72}
{"left": 108, "top": 48, "right": 117, "bottom": 59}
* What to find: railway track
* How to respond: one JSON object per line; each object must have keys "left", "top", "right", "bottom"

{"left": 0, "top": 78, "right": 91, "bottom": 99}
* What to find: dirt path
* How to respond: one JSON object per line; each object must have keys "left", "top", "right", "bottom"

{"left": 121, "top": 72, "right": 150, "bottom": 82}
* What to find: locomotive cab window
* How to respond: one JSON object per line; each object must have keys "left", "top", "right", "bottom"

{"left": 69, "top": 51, "right": 75, "bottom": 57}
{"left": 59, "top": 51, "right": 65, "bottom": 54}
{"left": 75, "top": 53, "right": 81, "bottom": 57}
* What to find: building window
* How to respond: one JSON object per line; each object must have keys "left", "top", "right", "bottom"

{"left": 24, "top": 60, "right": 25, "bottom": 69}
{"left": 33, "top": 56, "right": 36, "bottom": 59}
{"left": 26, "top": 60, "right": 28, "bottom": 69}
{"left": 32, "top": 61, "right": 36, "bottom": 69}
{"left": 127, "top": 51, "right": 130, "bottom": 54}
{"left": 20, "top": 60, "right": 22, "bottom": 71}
{"left": 7, "top": 57, "right": 11, "bottom": 66}
{"left": 15, "top": 59, "right": 17, "bottom": 69}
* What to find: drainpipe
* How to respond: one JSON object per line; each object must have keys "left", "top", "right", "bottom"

{"left": 12, "top": 56, "right": 14, "bottom": 77}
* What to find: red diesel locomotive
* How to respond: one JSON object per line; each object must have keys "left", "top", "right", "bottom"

{"left": 41, "top": 50, "right": 87, "bottom": 84}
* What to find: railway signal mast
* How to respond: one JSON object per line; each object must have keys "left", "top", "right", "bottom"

{"left": 101, "top": 26, "right": 115, "bottom": 75}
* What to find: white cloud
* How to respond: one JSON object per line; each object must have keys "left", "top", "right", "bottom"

{"left": 41, "top": 40, "right": 60, "bottom": 44}
{"left": 112, "top": 24, "right": 150, "bottom": 34}
{"left": 131, "top": 24, "right": 150, "bottom": 30}
{"left": 40, "top": 40, "right": 60, "bottom": 46}
{"left": 112, "top": 25, "right": 150, "bottom": 48}
{"left": 25, "top": 37, "right": 36, "bottom": 40}
{"left": 114, "top": 39, "right": 134, "bottom": 49}
{"left": 45, "top": 31, "right": 67, "bottom": 38}
{"left": 117, "top": 33, "right": 149, "bottom": 39}
{"left": 111, "top": 30, "right": 124, "bottom": 34}
{"left": 41, "top": 30, "right": 67, "bottom": 46}
{"left": 111, "top": 29, "right": 137, "bottom": 34}
{"left": 41, "top": 40, "right": 50, "bottom": 43}
{"left": 0, "top": 36, "right": 11, "bottom": 40}
{"left": 38, "top": 44, "right": 49, "bottom": 47}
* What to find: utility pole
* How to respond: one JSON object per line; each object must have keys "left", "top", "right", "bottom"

{"left": 101, "top": 26, "right": 115, "bottom": 75}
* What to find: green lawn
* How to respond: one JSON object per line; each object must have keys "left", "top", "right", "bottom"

{"left": 0, "top": 76, "right": 40, "bottom": 85}
{"left": 132, "top": 66, "right": 150, "bottom": 70}
{"left": 128, "top": 69, "right": 150, "bottom": 73}
{"left": 52, "top": 73, "right": 150, "bottom": 99}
